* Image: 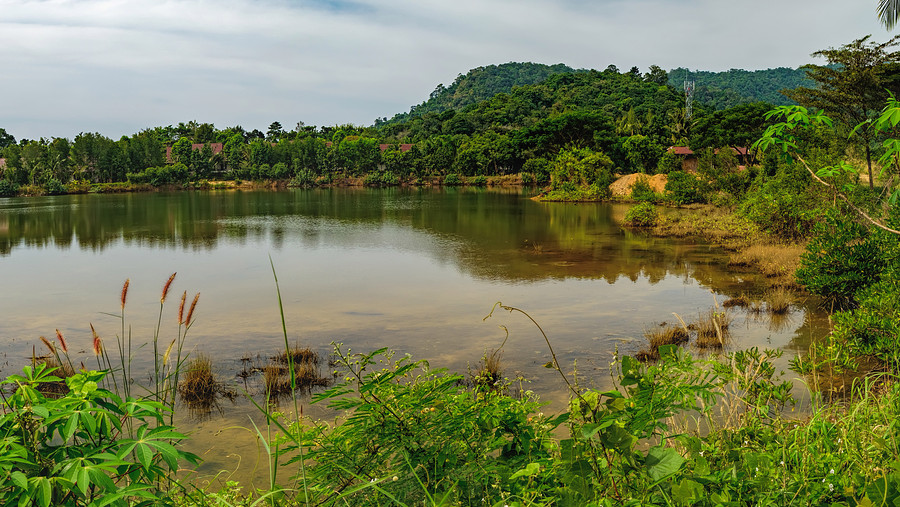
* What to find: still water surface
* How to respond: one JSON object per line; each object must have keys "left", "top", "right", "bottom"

{"left": 0, "top": 187, "right": 827, "bottom": 482}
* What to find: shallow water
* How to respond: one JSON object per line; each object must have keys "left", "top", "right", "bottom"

{"left": 0, "top": 187, "right": 828, "bottom": 485}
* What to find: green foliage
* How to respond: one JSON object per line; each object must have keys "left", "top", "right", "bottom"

{"left": 442, "top": 173, "right": 463, "bottom": 186}
{"left": 738, "top": 162, "right": 820, "bottom": 239}
{"left": 664, "top": 171, "right": 708, "bottom": 205}
{"left": 796, "top": 211, "right": 888, "bottom": 308}
{"left": 550, "top": 146, "right": 613, "bottom": 191}
{"left": 656, "top": 149, "right": 682, "bottom": 174}
{"left": 624, "top": 202, "right": 659, "bottom": 226}
{"left": 44, "top": 178, "right": 67, "bottom": 196}
{"left": 362, "top": 171, "right": 400, "bottom": 187}
{"left": 0, "top": 179, "right": 18, "bottom": 197}
{"left": 630, "top": 175, "right": 660, "bottom": 203}
{"left": 670, "top": 67, "right": 809, "bottom": 110}
{"left": 470, "top": 174, "right": 488, "bottom": 187}
{"left": 280, "top": 347, "right": 554, "bottom": 505}
{"left": 522, "top": 157, "right": 550, "bottom": 185}
{"left": 0, "top": 365, "right": 199, "bottom": 506}
{"left": 381, "top": 62, "right": 584, "bottom": 126}
{"left": 126, "top": 163, "right": 189, "bottom": 186}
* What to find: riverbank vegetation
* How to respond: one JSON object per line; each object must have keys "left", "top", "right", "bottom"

{"left": 4, "top": 33, "right": 900, "bottom": 505}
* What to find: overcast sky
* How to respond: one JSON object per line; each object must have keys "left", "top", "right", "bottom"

{"left": 0, "top": 0, "right": 891, "bottom": 140}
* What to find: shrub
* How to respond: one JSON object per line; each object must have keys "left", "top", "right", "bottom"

{"left": 664, "top": 171, "right": 708, "bottom": 205}
{"left": 443, "top": 173, "right": 463, "bottom": 185}
{"left": 289, "top": 169, "right": 317, "bottom": 187}
{"left": 470, "top": 174, "right": 488, "bottom": 186}
{"left": 625, "top": 201, "right": 659, "bottom": 227}
{"left": 631, "top": 175, "right": 659, "bottom": 202}
{"left": 522, "top": 157, "right": 551, "bottom": 185}
{"left": 0, "top": 179, "right": 19, "bottom": 197}
{"left": 738, "top": 181, "right": 819, "bottom": 238}
{"left": 44, "top": 178, "right": 67, "bottom": 195}
{"left": 795, "top": 211, "right": 886, "bottom": 308}
{"left": 656, "top": 149, "right": 683, "bottom": 174}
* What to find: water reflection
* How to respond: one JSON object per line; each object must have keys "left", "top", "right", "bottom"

{"left": 1, "top": 188, "right": 755, "bottom": 295}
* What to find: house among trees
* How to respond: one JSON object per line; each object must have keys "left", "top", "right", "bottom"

{"left": 667, "top": 146, "right": 750, "bottom": 172}
{"left": 379, "top": 144, "right": 414, "bottom": 152}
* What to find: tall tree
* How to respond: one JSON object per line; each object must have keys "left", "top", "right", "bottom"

{"left": 784, "top": 35, "right": 900, "bottom": 188}
{"left": 0, "top": 128, "right": 15, "bottom": 148}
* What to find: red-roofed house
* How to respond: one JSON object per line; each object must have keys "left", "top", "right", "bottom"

{"left": 667, "top": 146, "right": 751, "bottom": 172}
{"left": 165, "top": 143, "right": 224, "bottom": 164}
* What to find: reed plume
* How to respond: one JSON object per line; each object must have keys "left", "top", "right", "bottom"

{"left": 162, "top": 338, "right": 177, "bottom": 368}
{"left": 178, "top": 291, "right": 187, "bottom": 325}
{"left": 55, "top": 329, "right": 69, "bottom": 354}
{"left": 40, "top": 336, "right": 55, "bottom": 354}
{"left": 185, "top": 292, "right": 200, "bottom": 327}
{"left": 90, "top": 323, "right": 103, "bottom": 356}
{"left": 161, "top": 272, "right": 176, "bottom": 303}
{"left": 121, "top": 278, "right": 130, "bottom": 309}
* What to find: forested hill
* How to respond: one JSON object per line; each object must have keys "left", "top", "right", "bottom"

{"left": 381, "top": 63, "right": 811, "bottom": 129}
{"left": 669, "top": 67, "right": 811, "bottom": 110}
{"left": 378, "top": 62, "right": 586, "bottom": 126}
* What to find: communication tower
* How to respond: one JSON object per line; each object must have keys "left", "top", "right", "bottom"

{"left": 684, "top": 80, "right": 695, "bottom": 119}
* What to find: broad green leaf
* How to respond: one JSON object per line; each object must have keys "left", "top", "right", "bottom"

{"left": 645, "top": 446, "right": 685, "bottom": 482}
{"left": 10, "top": 471, "right": 27, "bottom": 489}
{"left": 509, "top": 462, "right": 541, "bottom": 480}
{"left": 671, "top": 478, "right": 704, "bottom": 505}
{"left": 35, "top": 477, "right": 51, "bottom": 507}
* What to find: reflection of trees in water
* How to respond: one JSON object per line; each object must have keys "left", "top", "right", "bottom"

{"left": 1, "top": 189, "right": 756, "bottom": 294}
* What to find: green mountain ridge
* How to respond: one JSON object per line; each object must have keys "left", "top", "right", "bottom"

{"left": 381, "top": 63, "right": 810, "bottom": 127}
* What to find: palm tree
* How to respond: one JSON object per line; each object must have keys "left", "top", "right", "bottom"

{"left": 879, "top": 0, "right": 900, "bottom": 29}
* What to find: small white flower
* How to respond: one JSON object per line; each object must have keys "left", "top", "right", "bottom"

{"left": 699, "top": 451, "right": 704, "bottom": 457}
{"left": 780, "top": 460, "right": 785, "bottom": 466}
{"left": 829, "top": 483, "right": 834, "bottom": 492}
{"left": 392, "top": 476, "right": 398, "bottom": 482}
{"left": 755, "top": 467, "right": 759, "bottom": 473}
{"left": 830, "top": 469, "right": 835, "bottom": 474}
{"left": 370, "top": 478, "right": 377, "bottom": 483}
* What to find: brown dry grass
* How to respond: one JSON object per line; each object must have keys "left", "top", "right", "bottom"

{"left": 264, "top": 348, "right": 329, "bottom": 396}
{"left": 728, "top": 243, "right": 805, "bottom": 287}
{"left": 694, "top": 310, "right": 732, "bottom": 349}
{"left": 764, "top": 287, "right": 795, "bottom": 315}
{"left": 635, "top": 325, "right": 690, "bottom": 362}
{"left": 274, "top": 344, "right": 319, "bottom": 367}
{"left": 32, "top": 356, "right": 75, "bottom": 396}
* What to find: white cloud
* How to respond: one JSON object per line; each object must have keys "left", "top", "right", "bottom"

{"left": 0, "top": 0, "right": 889, "bottom": 139}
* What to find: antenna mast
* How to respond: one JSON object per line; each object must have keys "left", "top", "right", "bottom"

{"left": 683, "top": 80, "right": 695, "bottom": 120}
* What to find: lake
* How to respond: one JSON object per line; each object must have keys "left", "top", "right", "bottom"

{"left": 0, "top": 187, "right": 827, "bottom": 482}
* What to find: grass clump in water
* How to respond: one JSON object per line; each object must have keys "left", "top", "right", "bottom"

{"left": 178, "top": 354, "right": 218, "bottom": 407}
{"left": 764, "top": 287, "right": 795, "bottom": 314}
{"left": 694, "top": 309, "right": 731, "bottom": 349}
{"left": 636, "top": 324, "right": 690, "bottom": 362}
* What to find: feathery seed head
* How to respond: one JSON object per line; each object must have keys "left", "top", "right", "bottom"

{"left": 178, "top": 291, "right": 187, "bottom": 325}
{"left": 161, "top": 272, "right": 176, "bottom": 303}
{"left": 40, "top": 336, "right": 55, "bottom": 353}
{"left": 55, "top": 329, "right": 69, "bottom": 354}
{"left": 90, "top": 323, "right": 103, "bottom": 356}
{"left": 120, "top": 279, "right": 130, "bottom": 309}
{"left": 185, "top": 292, "right": 200, "bottom": 327}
